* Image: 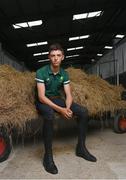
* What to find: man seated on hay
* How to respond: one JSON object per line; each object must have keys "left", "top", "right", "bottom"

{"left": 35, "top": 43, "right": 97, "bottom": 174}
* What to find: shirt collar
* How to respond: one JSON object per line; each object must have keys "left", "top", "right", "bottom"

{"left": 48, "top": 64, "right": 62, "bottom": 75}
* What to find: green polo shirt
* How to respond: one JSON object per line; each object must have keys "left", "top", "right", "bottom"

{"left": 35, "top": 65, "right": 70, "bottom": 97}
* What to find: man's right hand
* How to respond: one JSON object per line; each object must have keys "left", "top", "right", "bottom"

{"left": 59, "top": 107, "right": 73, "bottom": 119}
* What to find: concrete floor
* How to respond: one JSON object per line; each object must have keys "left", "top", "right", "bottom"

{"left": 0, "top": 127, "right": 126, "bottom": 179}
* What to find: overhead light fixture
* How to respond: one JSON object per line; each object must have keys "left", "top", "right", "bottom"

{"left": 27, "top": 41, "right": 48, "bottom": 47}
{"left": 73, "top": 13, "right": 87, "bottom": 20}
{"left": 67, "top": 48, "right": 76, "bottom": 51}
{"left": 37, "top": 41, "right": 48, "bottom": 45}
{"left": 80, "top": 35, "right": 90, "bottom": 39}
{"left": 73, "top": 11, "right": 102, "bottom": 20}
{"left": 88, "top": 11, "right": 102, "bottom": 18}
{"left": 69, "top": 37, "right": 79, "bottom": 41}
{"left": 66, "top": 54, "right": 79, "bottom": 58}
{"left": 76, "top": 46, "right": 84, "bottom": 50}
{"left": 42, "top": 52, "right": 48, "bottom": 55}
{"left": 33, "top": 53, "right": 42, "bottom": 56}
{"left": 13, "top": 22, "right": 28, "bottom": 29}
{"left": 97, "top": 53, "right": 103, "bottom": 56}
{"left": 115, "top": 34, "right": 125, "bottom": 39}
{"left": 104, "top": 46, "right": 113, "bottom": 49}
{"left": 27, "top": 43, "right": 37, "bottom": 47}
{"left": 13, "top": 20, "right": 42, "bottom": 29}
{"left": 67, "top": 46, "right": 84, "bottom": 51}
{"left": 28, "top": 20, "right": 42, "bottom": 27}
{"left": 38, "top": 59, "right": 50, "bottom": 62}
{"left": 69, "top": 35, "right": 89, "bottom": 41}
{"left": 33, "top": 51, "right": 48, "bottom": 56}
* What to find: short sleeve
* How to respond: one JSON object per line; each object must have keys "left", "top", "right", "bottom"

{"left": 35, "top": 70, "right": 45, "bottom": 83}
{"left": 63, "top": 71, "right": 70, "bottom": 85}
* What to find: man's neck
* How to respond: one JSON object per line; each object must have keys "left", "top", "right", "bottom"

{"left": 50, "top": 64, "right": 60, "bottom": 74}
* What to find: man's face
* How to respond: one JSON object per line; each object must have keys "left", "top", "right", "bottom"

{"left": 48, "top": 50, "right": 64, "bottom": 67}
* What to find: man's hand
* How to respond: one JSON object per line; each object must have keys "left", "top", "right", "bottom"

{"left": 60, "top": 107, "right": 73, "bottom": 119}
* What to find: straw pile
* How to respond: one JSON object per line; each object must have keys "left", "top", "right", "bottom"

{"left": 67, "top": 67, "right": 126, "bottom": 116}
{"left": 0, "top": 65, "right": 38, "bottom": 129}
{"left": 0, "top": 64, "right": 126, "bottom": 129}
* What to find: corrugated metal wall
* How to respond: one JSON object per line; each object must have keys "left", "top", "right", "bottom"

{"left": 87, "top": 39, "right": 126, "bottom": 80}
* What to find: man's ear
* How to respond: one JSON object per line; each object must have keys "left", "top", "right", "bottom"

{"left": 61, "top": 55, "right": 64, "bottom": 61}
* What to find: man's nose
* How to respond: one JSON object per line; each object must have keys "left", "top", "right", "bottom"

{"left": 54, "top": 56, "right": 58, "bottom": 60}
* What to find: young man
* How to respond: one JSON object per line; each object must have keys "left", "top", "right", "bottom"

{"left": 35, "top": 43, "right": 97, "bottom": 174}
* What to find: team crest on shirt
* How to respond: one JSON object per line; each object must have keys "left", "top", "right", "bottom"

{"left": 59, "top": 76, "right": 63, "bottom": 82}
{"left": 46, "top": 78, "right": 50, "bottom": 81}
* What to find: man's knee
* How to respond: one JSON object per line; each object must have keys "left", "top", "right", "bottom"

{"left": 37, "top": 103, "right": 54, "bottom": 119}
{"left": 71, "top": 103, "right": 88, "bottom": 117}
{"left": 79, "top": 106, "right": 88, "bottom": 117}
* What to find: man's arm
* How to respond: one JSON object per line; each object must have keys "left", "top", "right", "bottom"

{"left": 37, "top": 83, "right": 72, "bottom": 119}
{"left": 64, "top": 83, "right": 73, "bottom": 115}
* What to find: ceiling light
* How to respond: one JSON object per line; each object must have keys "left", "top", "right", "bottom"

{"left": 88, "top": 11, "right": 102, "bottom": 18}
{"left": 66, "top": 55, "right": 79, "bottom": 58}
{"left": 13, "top": 20, "right": 42, "bottom": 29}
{"left": 97, "top": 53, "right": 103, "bottom": 56}
{"left": 27, "top": 43, "right": 37, "bottom": 47}
{"left": 115, "top": 34, "right": 125, "bottom": 39}
{"left": 37, "top": 41, "right": 48, "bottom": 45}
{"left": 69, "top": 37, "right": 79, "bottom": 41}
{"left": 104, "top": 46, "right": 113, "bottom": 49}
{"left": 67, "top": 46, "right": 84, "bottom": 51}
{"left": 13, "top": 22, "right": 28, "bottom": 29}
{"left": 42, "top": 52, "right": 48, "bottom": 55}
{"left": 38, "top": 59, "right": 50, "bottom": 62}
{"left": 28, "top": 20, "right": 42, "bottom": 27}
{"left": 80, "top": 35, "right": 90, "bottom": 39}
{"left": 67, "top": 48, "right": 76, "bottom": 51}
{"left": 33, "top": 51, "right": 48, "bottom": 56}
{"left": 73, "top": 13, "right": 87, "bottom": 20}
{"left": 76, "top": 46, "right": 83, "bottom": 50}
{"left": 27, "top": 41, "right": 48, "bottom": 47}
{"left": 69, "top": 35, "right": 89, "bottom": 41}
{"left": 73, "top": 11, "right": 103, "bottom": 20}
{"left": 33, "top": 53, "right": 42, "bottom": 56}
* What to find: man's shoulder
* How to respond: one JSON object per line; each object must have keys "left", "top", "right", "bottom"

{"left": 60, "top": 67, "right": 68, "bottom": 75}
{"left": 36, "top": 65, "right": 48, "bottom": 73}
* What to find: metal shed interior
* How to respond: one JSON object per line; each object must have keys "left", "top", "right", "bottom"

{"left": 1, "top": 1, "right": 126, "bottom": 179}
{"left": 0, "top": 0, "right": 126, "bottom": 71}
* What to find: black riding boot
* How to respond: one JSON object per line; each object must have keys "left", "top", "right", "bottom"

{"left": 76, "top": 143, "right": 97, "bottom": 162}
{"left": 43, "top": 153, "right": 58, "bottom": 174}
{"left": 43, "top": 118, "right": 58, "bottom": 174}
{"left": 76, "top": 109, "right": 97, "bottom": 162}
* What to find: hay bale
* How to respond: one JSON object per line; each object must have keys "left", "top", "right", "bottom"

{"left": 0, "top": 65, "right": 126, "bottom": 130}
{"left": 0, "top": 65, "right": 38, "bottom": 129}
{"left": 67, "top": 67, "right": 126, "bottom": 115}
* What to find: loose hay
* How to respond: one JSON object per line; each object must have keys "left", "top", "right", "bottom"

{"left": 0, "top": 65, "right": 126, "bottom": 130}
{"left": 67, "top": 67, "right": 126, "bottom": 115}
{"left": 0, "top": 65, "right": 38, "bottom": 129}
